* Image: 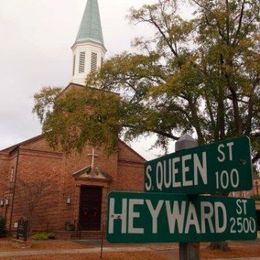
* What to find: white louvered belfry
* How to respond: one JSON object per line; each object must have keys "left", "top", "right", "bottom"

{"left": 71, "top": 0, "right": 107, "bottom": 85}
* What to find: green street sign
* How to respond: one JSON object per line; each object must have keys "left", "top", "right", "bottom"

{"left": 107, "top": 192, "right": 257, "bottom": 243}
{"left": 145, "top": 136, "right": 253, "bottom": 194}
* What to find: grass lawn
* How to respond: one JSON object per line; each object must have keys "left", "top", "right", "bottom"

{"left": 201, "top": 241, "right": 260, "bottom": 259}
{"left": 0, "top": 239, "right": 89, "bottom": 251}
{"left": 0, "top": 252, "right": 167, "bottom": 260}
{"left": 0, "top": 239, "right": 260, "bottom": 259}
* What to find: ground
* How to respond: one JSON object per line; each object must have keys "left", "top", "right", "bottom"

{"left": 0, "top": 239, "right": 260, "bottom": 259}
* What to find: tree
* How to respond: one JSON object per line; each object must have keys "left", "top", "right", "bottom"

{"left": 16, "top": 177, "right": 57, "bottom": 233}
{"left": 33, "top": 0, "right": 259, "bottom": 251}
{"left": 34, "top": 0, "right": 259, "bottom": 164}
{"left": 33, "top": 86, "right": 121, "bottom": 154}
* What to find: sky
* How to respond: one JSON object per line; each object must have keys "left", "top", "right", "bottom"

{"left": 0, "top": 0, "right": 192, "bottom": 159}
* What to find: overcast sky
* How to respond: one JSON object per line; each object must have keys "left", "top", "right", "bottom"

{"left": 0, "top": 0, "right": 193, "bottom": 159}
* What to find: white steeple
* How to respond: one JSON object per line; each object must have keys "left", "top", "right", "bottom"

{"left": 71, "top": 0, "right": 106, "bottom": 85}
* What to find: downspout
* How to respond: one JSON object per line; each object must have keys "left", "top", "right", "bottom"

{"left": 9, "top": 146, "right": 20, "bottom": 232}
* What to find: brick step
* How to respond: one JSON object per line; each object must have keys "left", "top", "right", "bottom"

{"left": 71, "top": 231, "right": 103, "bottom": 240}
{"left": 55, "top": 231, "right": 103, "bottom": 240}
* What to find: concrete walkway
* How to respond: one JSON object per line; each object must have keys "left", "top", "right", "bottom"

{"left": 0, "top": 246, "right": 260, "bottom": 259}
{"left": 0, "top": 246, "right": 153, "bottom": 258}
{"left": 0, "top": 236, "right": 259, "bottom": 259}
{"left": 215, "top": 258, "right": 260, "bottom": 260}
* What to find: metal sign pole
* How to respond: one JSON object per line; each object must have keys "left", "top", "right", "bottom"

{"left": 176, "top": 134, "right": 200, "bottom": 260}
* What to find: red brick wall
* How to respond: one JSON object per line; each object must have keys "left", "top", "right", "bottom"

{"left": 0, "top": 136, "right": 145, "bottom": 233}
{"left": 116, "top": 141, "right": 144, "bottom": 191}
{"left": 10, "top": 148, "right": 64, "bottom": 231}
{"left": 22, "top": 137, "right": 59, "bottom": 152}
{"left": 60, "top": 144, "right": 119, "bottom": 230}
{"left": 0, "top": 151, "right": 20, "bottom": 227}
{"left": 0, "top": 153, "right": 10, "bottom": 218}
{"left": 117, "top": 162, "right": 144, "bottom": 192}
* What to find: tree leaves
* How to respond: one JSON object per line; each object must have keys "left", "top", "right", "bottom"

{"left": 33, "top": 0, "right": 259, "bottom": 166}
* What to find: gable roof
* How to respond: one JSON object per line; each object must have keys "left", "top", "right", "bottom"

{"left": 1, "top": 82, "right": 144, "bottom": 161}
{"left": 58, "top": 82, "right": 119, "bottom": 99}
{"left": 119, "top": 140, "right": 146, "bottom": 162}
{"left": 0, "top": 134, "right": 44, "bottom": 154}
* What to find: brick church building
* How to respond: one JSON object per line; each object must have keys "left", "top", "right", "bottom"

{"left": 0, "top": 0, "right": 145, "bottom": 237}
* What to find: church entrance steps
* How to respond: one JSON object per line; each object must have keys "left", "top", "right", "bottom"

{"left": 55, "top": 231, "right": 102, "bottom": 240}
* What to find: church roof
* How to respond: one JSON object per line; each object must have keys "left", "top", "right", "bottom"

{"left": 0, "top": 134, "right": 44, "bottom": 153}
{"left": 75, "top": 0, "right": 104, "bottom": 47}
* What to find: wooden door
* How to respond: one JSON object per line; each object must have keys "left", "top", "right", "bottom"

{"left": 79, "top": 186, "right": 102, "bottom": 230}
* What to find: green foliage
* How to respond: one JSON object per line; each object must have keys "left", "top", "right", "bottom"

{"left": 31, "top": 232, "right": 48, "bottom": 240}
{"left": 0, "top": 216, "right": 7, "bottom": 238}
{"left": 33, "top": 0, "right": 260, "bottom": 164}
{"left": 40, "top": 87, "right": 121, "bottom": 154}
{"left": 33, "top": 87, "right": 62, "bottom": 123}
{"left": 31, "top": 232, "right": 55, "bottom": 240}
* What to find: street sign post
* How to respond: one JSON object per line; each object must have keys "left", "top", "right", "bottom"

{"left": 176, "top": 134, "right": 200, "bottom": 260}
{"left": 145, "top": 136, "right": 253, "bottom": 194}
{"left": 107, "top": 192, "right": 257, "bottom": 243}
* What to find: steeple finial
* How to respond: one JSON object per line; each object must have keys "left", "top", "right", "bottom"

{"left": 75, "top": 0, "right": 104, "bottom": 47}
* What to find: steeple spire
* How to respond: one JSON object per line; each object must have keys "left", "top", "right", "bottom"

{"left": 75, "top": 0, "right": 104, "bottom": 47}
{"left": 71, "top": 0, "right": 107, "bottom": 86}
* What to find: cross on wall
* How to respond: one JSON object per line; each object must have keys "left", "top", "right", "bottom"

{"left": 88, "top": 148, "right": 98, "bottom": 169}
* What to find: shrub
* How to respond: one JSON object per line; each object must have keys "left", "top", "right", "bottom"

{"left": 32, "top": 232, "right": 49, "bottom": 240}
{"left": 0, "top": 216, "right": 6, "bottom": 238}
{"left": 32, "top": 232, "right": 56, "bottom": 240}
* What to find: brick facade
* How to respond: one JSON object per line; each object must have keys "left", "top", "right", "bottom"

{"left": 0, "top": 125, "right": 145, "bottom": 235}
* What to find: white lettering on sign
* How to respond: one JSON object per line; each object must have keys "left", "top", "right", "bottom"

{"left": 194, "top": 153, "right": 207, "bottom": 185}
{"left": 217, "top": 144, "right": 225, "bottom": 162}
{"left": 172, "top": 157, "right": 181, "bottom": 188}
{"left": 217, "top": 142, "right": 234, "bottom": 162}
{"left": 108, "top": 198, "right": 228, "bottom": 235}
{"left": 230, "top": 199, "right": 255, "bottom": 234}
{"left": 200, "top": 202, "right": 214, "bottom": 233}
{"left": 164, "top": 160, "right": 171, "bottom": 188}
{"left": 230, "top": 217, "right": 256, "bottom": 234}
{"left": 128, "top": 199, "right": 144, "bottom": 234}
{"left": 108, "top": 198, "right": 127, "bottom": 234}
{"left": 144, "top": 137, "right": 250, "bottom": 194}
{"left": 146, "top": 200, "right": 163, "bottom": 234}
{"left": 214, "top": 202, "right": 227, "bottom": 233}
{"left": 227, "top": 142, "right": 234, "bottom": 160}
{"left": 185, "top": 203, "right": 200, "bottom": 234}
{"left": 156, "top": 162, "right": 163, "bottom": 191}
{"left": 215, "top": 168, "right": 240, "bottom": 190}
{"left": 182, "top": 155, "right": 193, "bottom": 187}
{"left": 236, "top": 199, "right": 248, "bottom": 215}
{"left": 145, "top": 165, "right": 152, "bottom": 191}
{"left": 166, "top": 201, "right": 186, "bottom": 233}
{"left": 146, "top": 152, "right": 208, "bottom": 191}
